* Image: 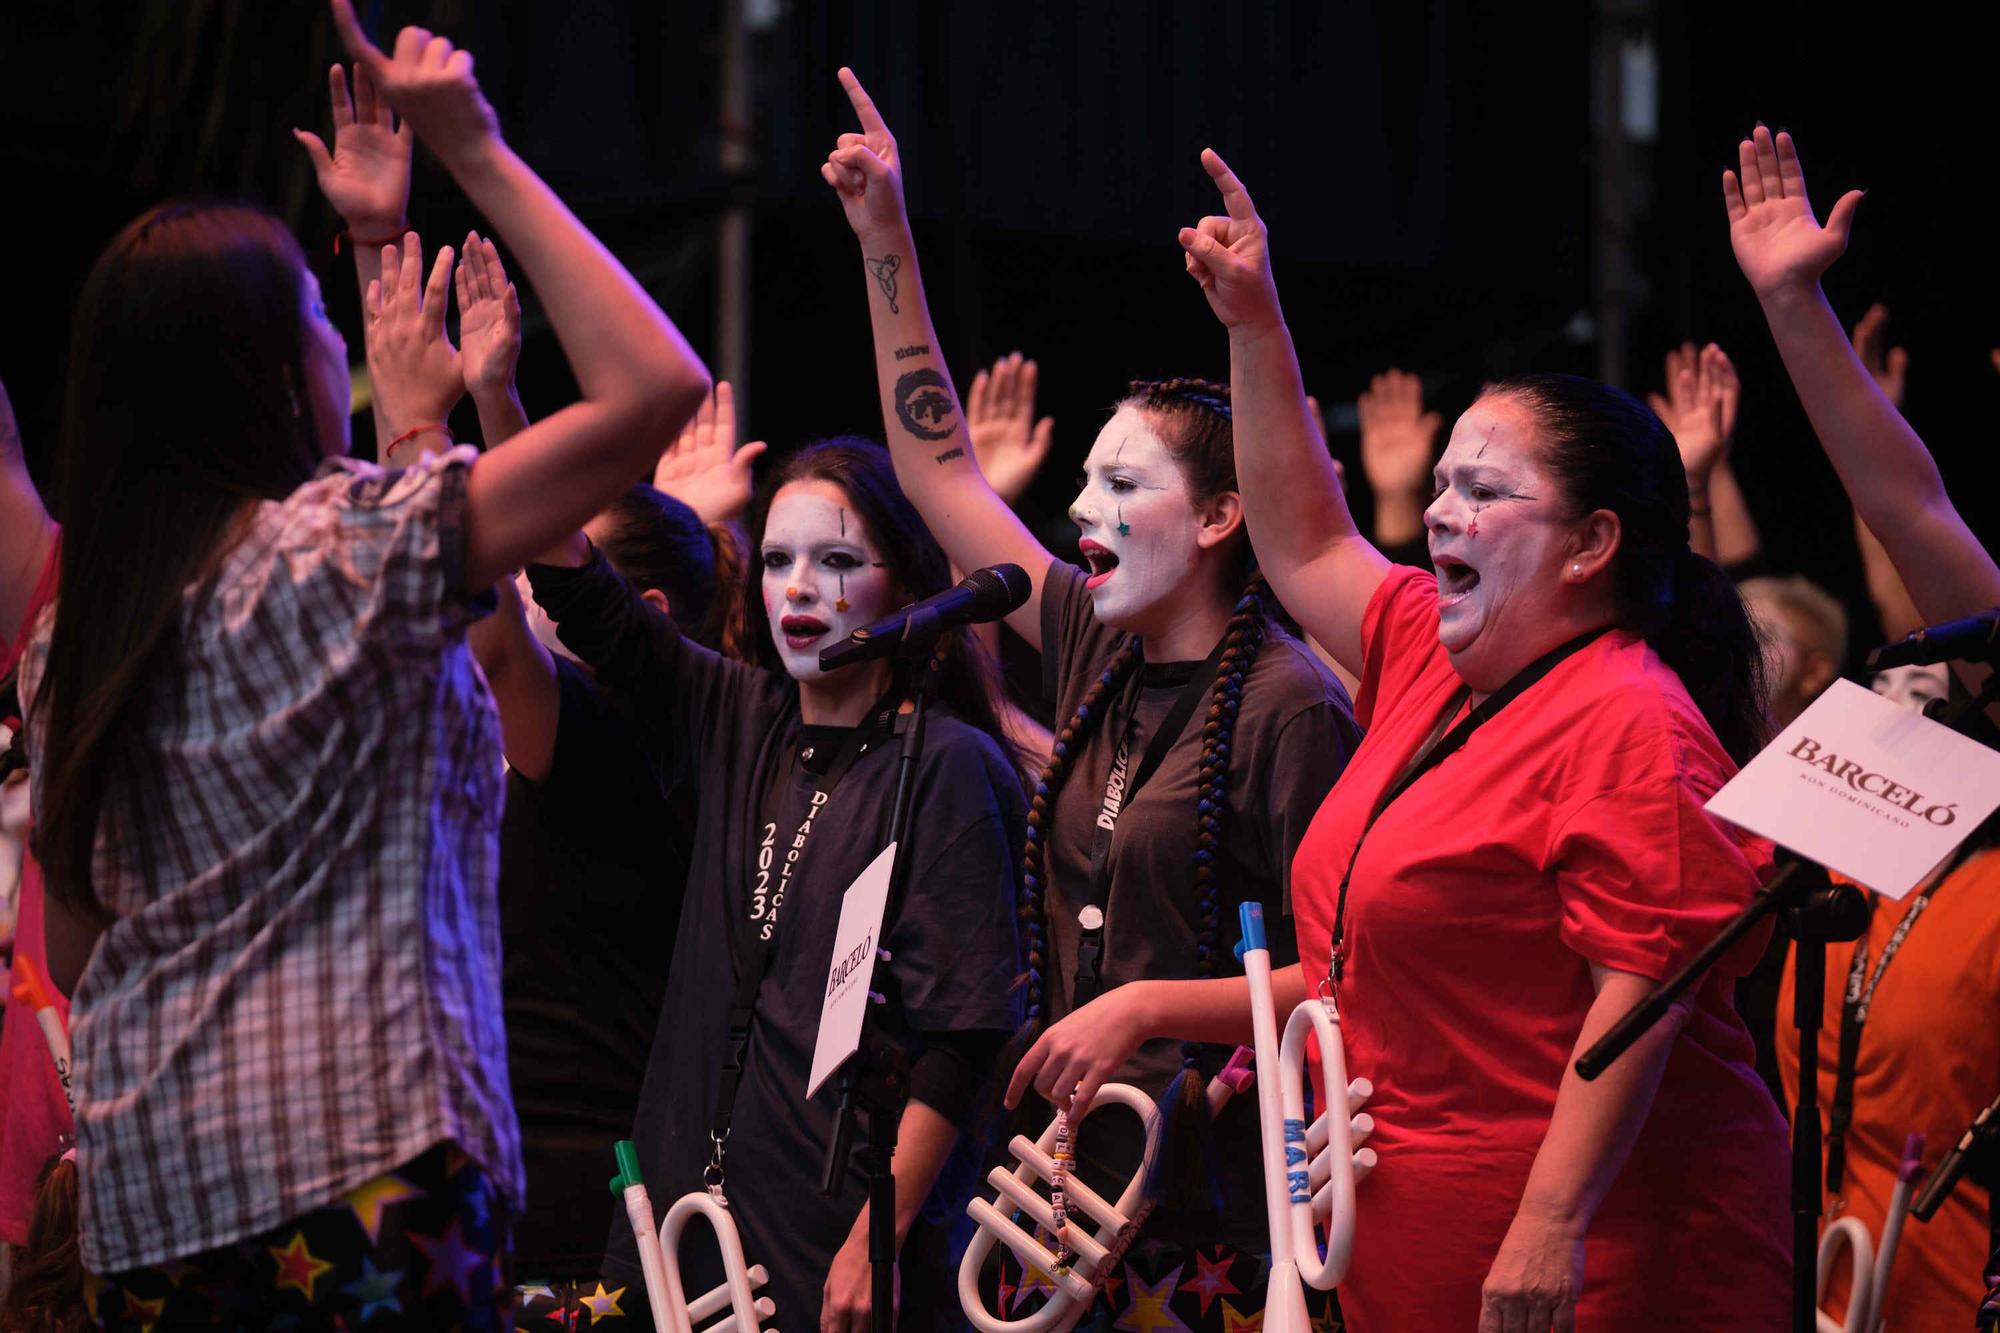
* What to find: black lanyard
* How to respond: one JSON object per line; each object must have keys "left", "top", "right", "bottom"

{"left": 1824, "top": 852, "right": 1965, "bottom": 1193}
{"left": 1071, "top": 636, "right": 1229, "bottom": 1009}
{"left": 1326, "top": 627, "right": 1608, "bottom": 993}
{"left": 707, "top": 693, "right": 899, "bottom": 1186}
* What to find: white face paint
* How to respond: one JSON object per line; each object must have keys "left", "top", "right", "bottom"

{"left": 1871, "top": 662, "right": 1949, "bottom": 713}
{"left": 760, "top": 480, "right": 897, "bottom": 683}
{"left": 1423, "top": 397, "right": 1577, "bottom": 681}
{"left": 1067, "top": 406, "right": 1202, "bottom": 631}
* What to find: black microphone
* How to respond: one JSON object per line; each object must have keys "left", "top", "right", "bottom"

{"left": 1866, "top": 608, "right": 2000, "bottom": 672}
{"left": 1911, "top": 1089, "right": 1999, "bottom": 1221}
{"left": 818, "top": 564, "right": 1030, "bottom": 670}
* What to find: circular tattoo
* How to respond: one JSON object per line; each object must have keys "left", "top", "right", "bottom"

{"left": 894, "top": 367, "right": 958, "bottom": 442}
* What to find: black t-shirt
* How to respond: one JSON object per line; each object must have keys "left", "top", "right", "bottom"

{"left": 498, "top": 656, "right": 693, "bottom": 1279}
{"left": 528, "top": 553, "right": 1025, "bottom": 1330}
{"left": 1037, "top": 559, "right": 1363, "bottom": 1247}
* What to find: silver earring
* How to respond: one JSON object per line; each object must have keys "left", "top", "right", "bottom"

{"left": 1572, "top": 563, "right": 1582, "bottom": 576}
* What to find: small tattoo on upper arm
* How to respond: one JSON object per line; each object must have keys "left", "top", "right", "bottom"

{"left": 934, "top": 447, "right": 965, "bottom": 465}
{"left": 895, "top": 368, "right": 957, "bottom": 441}
{"left": 894, "top": 343, "right": 930, "bottom": 360}
{"left": 867, "top": 255, "right": 902, "bottom": 314}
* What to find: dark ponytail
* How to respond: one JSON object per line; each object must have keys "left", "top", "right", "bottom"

{"left": 590, "top": 484, "right": 737, "bottom": 653}
{"left": 1483, "top": 373, "right": 1769, "bottom": 765}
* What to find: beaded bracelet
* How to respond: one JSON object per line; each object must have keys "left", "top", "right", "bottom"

{"left": 1049, "top": 1105, "right": 1076, "bottom": 1272}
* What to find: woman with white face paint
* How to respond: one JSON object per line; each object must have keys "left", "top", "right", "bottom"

{"left": 1175, "top": 148, "right": 1788, "bottom": 1330}
{"left": 822, "top": 71, "right": 1361, "bottom": 1327}
{"left": 525, "top": 437, "right": 1026, "bottom": 1331}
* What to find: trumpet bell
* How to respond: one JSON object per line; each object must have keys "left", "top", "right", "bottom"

{"left": 958, "top": 1082, "right": 1160, "bottom": 1333}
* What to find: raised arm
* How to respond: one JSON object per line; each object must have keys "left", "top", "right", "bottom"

{"left": 1845, "top": 307, "right": 1923, "bottom": 639}
{"left": 1724, "top": 127, "right": 2000, "bottom": 629}
{"left": 1645, "top": 341, "right": 1747, "bottom": 564}
{"left": 1355, "top": 369, "right": 1440, "bottom": 554}
{"left": 330, "top": 0, "right": 708, "bottom": 592}
{"left": 295, "top": 60, "right": 410, "bottom": 449}
{"left": 1179, "top": 149, "right": 1389, "bottom": 675}
{"left": 455, "top": 231, "right": 528, "bottom": 446}
{"left": 652, "top": 380, "right": 767, "bottom": 528}
{"left": 821, "top": 68, "right": 1054, "bottom": 647}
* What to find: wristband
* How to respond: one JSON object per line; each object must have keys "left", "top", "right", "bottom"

{"left": 385, "top": 423, "right": 451, "bottom": 462}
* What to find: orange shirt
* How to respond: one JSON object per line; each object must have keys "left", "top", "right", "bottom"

{"left": 1778, "top": 849, "right": 2000, "bottom": 1330}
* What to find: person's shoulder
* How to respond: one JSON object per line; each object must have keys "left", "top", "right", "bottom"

{"left": 1250, "top": 620, "right": 1355, "bottom": 719}
{"left": 281, "top": 445, "right": 478, "bottom": 522}
{"left": 917, "top": 713, "right": 1024, "bottom": 796}
{"left": 1560, "top": 632, "right": 1736, "bottom": 785}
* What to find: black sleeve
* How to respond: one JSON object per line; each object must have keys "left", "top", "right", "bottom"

{"left": 526, "top": 544, "right": 778, "bottom": 761}
{"left": 908, "top": 1027, "right": 1011, "bottom": 1127}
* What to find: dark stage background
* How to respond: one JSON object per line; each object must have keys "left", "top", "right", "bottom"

{"left": 2, "top": 1, "right": 1994, "bottom": 674}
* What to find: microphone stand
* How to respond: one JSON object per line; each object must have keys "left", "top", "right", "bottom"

{"left": 819, "top": 606, "right": 942, "bottom": 1332}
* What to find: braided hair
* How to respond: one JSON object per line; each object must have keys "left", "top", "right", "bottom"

{"left": 1010, "top": 377, "right": 1273, "bottom": 1211}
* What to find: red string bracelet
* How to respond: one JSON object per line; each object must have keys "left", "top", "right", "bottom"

{"left": 385, "top": 423, "right": 451, "bottom": 461}
{"left": 335, "top": 224, "right": 408, "bottom": 256}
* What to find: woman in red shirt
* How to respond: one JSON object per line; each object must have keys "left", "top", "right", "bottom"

{"left": 1173, "top": 151, "right": 1790, "bottom": 1329}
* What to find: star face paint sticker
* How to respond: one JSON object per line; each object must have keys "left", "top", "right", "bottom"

{"left": 341, "top": 1256, "right": 405, "bottom": 1322}
{"left": 268, "top": 1230, "right": 335, "bottom": 1301}
{"left": 580, "top": 1281, "right": 627, "bottom": 1325}
{"left": 343, "top": 1172, "right": 425, "bottom": 1244}
{"left": 410, "top": 1218, "right": 486, "bottom": 1305}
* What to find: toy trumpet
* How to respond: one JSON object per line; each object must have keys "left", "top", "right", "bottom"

{"left": 1238, "top": 901, "right": 1377, "bottom": 1333}
{"left": 10, "top": 954, "right": 73, "bottom": 1116}
{"left": 613, "top": 1140, "right": 775, "bottom": 1333}
{"left": 1815, "top": 1132, "right": 1923, "bottom": 1333}
{"left": 958, "top": 1051, "right": 1256, "bottom": 1333}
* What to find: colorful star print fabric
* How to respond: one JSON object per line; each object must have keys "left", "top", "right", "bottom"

{"left": 85, "top": 1143, "right": 513, "bottom": 1330}
{"left": 988, "top": 1235, "right": 1345, "bottom": 1332}
{"left": 512, "top": 1276, "right": 637, "bottom": 1330}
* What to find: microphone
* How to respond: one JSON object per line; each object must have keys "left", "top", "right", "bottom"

{"left": 818, "top": 564, "right": 1030, "bottom": 670}
{"left": 1866, "top": 608, "right": 2000, "bottom": 672}
{"left": 1910, "top": 1089, "right": 1998, "bottom": 1222}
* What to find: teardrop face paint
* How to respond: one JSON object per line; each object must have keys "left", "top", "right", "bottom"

{"left": 1066, "top": 406, "right": 1202, "bottom": 631}
{"left": 760, "top": 480, "right": 896, "bottom": 682}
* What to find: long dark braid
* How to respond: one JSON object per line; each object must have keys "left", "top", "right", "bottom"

{"left": 1148, "top": 570, "right": 1270, "bottom": 1208}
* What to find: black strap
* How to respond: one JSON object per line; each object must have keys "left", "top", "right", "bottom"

{"left": 1072, "top": 635, "right": 1229, "bottom": 1008}
{"left": 1327, "top": 626, "right": 1609, "bottom": 990}
{"left": 709, "top": 694, "right": 899, "bottom": 1155}
{"left": 1825, "top": 858, "right": 1959, "bottom": 1193}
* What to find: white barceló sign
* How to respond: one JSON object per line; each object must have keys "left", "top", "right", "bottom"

{"left": 807, "top": 841, "right": 898, "bottom": 1098}
{"left": 1706, "top": 678, "right": 2000, "bottom": 899}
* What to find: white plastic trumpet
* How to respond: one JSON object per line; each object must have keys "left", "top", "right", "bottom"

{"left": 612, "top": 1141, "right": 776, "bottom": 1333}
{"left": 1238, "top": 901, "right": 1377, "bottom": 1333}
{"left": 958, "top": 1056, "right": 1257, "bottom": 1333}
{"left": 1815, "top": 1132, "right": 1924, "bottom": 1333}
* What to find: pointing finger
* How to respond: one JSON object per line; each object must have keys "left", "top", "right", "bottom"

{"left": 1200, "top": 147, "right": 1258, "bottom": 223}
{"left": 836, "top": 67, "right": 891, "bottom": 138}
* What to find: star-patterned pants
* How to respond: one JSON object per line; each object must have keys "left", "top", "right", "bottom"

{"left": 988, "top": 1235, "right": 1345, "bottom": 1333}
{"left": 86, "top": 1141, "right": 514, "bottom": 1331}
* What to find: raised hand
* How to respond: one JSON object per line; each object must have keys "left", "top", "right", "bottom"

{"left": 454, "top": 232, "right": 521, "bottom": 403}
{"left": 293, "top": 63, "right": 411, "bottom": 237}
{"left": 653, "top": 381, "right": 768, "bottom": 526}
{"left": 329, "top": 0, "right": 500, "bottom": 169}
{"left": 1849, "top": 304, "right": 1908, "bottom": 409}
{"left": 821, "top": 67, "right": 907, "bottom": 243}
{"left": 1356, "top": 370, "right": 1441, "bottom": 500}
{"left": 1644, "top": 341, "right": 1740, "bottom": 482}
{"left": 365, "top": 232, "right": 463, "bottom": 450}
{"left": 1178, "top": 148, "right": 1283, "bottom": 334}
{"left": 1723, "top": 126, "right": 1864, "bottom": 302}
{"left": 965, "top": 352, "right": 1054, "bottom": 506}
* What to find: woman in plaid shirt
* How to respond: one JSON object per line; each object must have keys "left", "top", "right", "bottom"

{"left": 18, "top": 2, "right": 709, "bottom": 1326}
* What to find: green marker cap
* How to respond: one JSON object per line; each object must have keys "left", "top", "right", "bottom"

{"left": 609, "top": 1139, "right": 644, "bottom": 1194}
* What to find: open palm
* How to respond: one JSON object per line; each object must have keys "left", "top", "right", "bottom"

{"left": 294, "top": 63, "right": 411, "bottom": 235}
{"left": 1723, "top": 127, "right": 1863, "bottom": 300}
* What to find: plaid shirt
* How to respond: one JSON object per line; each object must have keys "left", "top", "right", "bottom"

{"left": 21, "top": 448, "right": 521, "bottom": 1273}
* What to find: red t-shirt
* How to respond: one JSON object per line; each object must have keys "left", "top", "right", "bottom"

{"left": 0, "top": 537, "right": 70, "bottom": 1246}
{"left": 1290, "top": 567, "right": 1788, "bottom": 1330}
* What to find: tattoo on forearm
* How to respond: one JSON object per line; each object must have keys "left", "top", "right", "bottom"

{"left": 866, "top": 255, "right": 902, "bottom": 314}
{"left": 934, "top": 447, "right": 965, "bottom": 465}
{"left": 894, "top": 343, "right": 930, "bottom": 361}
{"left": 894, "top": 368, "right": 957, "bottom": 442}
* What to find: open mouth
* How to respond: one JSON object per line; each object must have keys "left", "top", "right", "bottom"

{"left": 780, "top": 614, "right": 830, "bottom": 647}
{"left": 1434, "top": 554, "right": 1481, "bottom": 606}
{"left": 1080, "top": 539, "right": 1121, "bottom": 590}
